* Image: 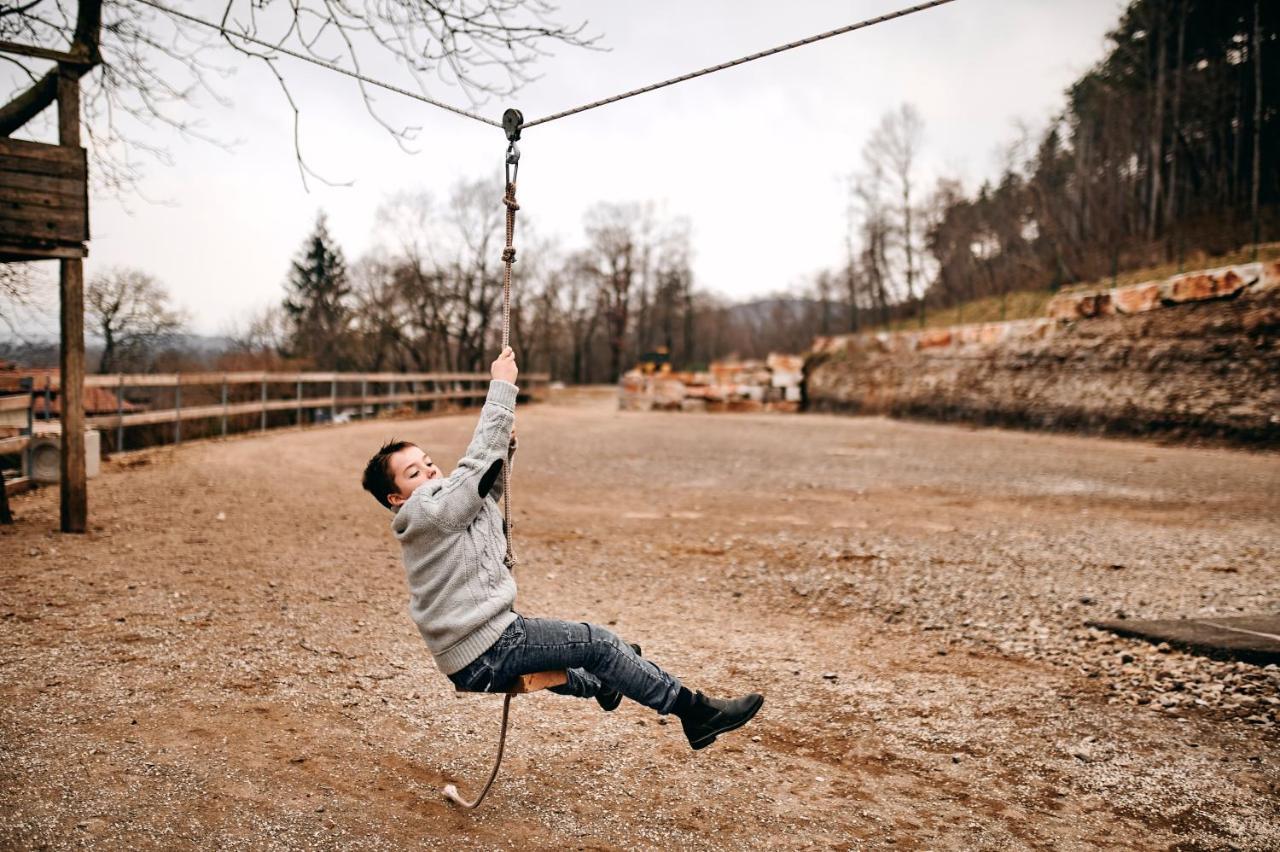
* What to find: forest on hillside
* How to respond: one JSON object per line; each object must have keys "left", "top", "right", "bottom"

{"left": 2, "top": 0, "right": 1274, "bottom": 382}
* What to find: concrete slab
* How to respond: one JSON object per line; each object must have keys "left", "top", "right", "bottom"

{"left": 1088, "top": 615, "right": 1280, "bottom": 665}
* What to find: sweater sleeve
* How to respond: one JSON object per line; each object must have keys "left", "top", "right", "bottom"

{"left": 485, "top": 432, "right": 515, "bottom": 504}
{"left": 413, "top": 380, "right": 517, "bottom": 530}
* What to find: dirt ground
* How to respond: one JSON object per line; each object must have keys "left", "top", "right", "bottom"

{"left": 2, "top": 388, "right": 1278, "bottom": 850}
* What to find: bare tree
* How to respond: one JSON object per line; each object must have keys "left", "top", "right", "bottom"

{"left": 85, "top": 267, "right": 185, "bottom": 373}
{"left": 559, "top": 250, "right": 600, "bottom": 383}
{"left": 441, "top": 178, "right": 504, "bottom": 371}
{"left": 1, "top": 1, "right": 596, "bottom": 190}
{"left": 507, "top": 230, "right": 559, "bottom": 374}
{"left": 851, "top": 166, "right": 894, "bottom": 326}
{"left": 1251, "top": 0, "right": 1263, "bottom": 254}
{"left": 812, "top": 270, "right": 833, "bottom": 336}
{"left": 0, "top": 262, "right": 52, "bottom": 337}
{"left": 371, "top": 190, "right": 451, "bottom": 371}
{"left": 583, "top": 201, "right": 645, "bottom": 382}
{"left": 864, "top": 103, "right": 925, "bottom": 324}
{"left": 349, "top": 253, "right": 412, "bottom": 372}
{"left": 652, "top": 218, "right": 693, "bottom": 361}
{"left": 218, "top": 304, "right": 291, "bottom": 369}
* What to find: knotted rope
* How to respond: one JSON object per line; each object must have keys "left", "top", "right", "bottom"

{"left": 500, "top": 179, "right": 519, "bottom": 572}
{"left": 445, "top": 112, "right": 529, "bottom": 808}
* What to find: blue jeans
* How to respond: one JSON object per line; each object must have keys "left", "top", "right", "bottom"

{"left": 447, "top": 614, "right": 683, "bottom": 714}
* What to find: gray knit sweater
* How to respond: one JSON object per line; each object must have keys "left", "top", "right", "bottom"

{"left": 392, "top": 380, "right": 519, "bottom": 675}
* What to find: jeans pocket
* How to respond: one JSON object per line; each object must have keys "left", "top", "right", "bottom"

{"left": 450, "top": 658, "right": 496, "bottom": 693}
{"left": 494, "top": 616, "right": 525, "bottom": 650}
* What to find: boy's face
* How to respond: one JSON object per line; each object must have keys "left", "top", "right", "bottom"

{"left": 386, "top": 445, "right": 444, "bottom": 508}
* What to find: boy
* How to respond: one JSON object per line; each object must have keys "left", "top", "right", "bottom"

{"left": 361, "top": 346, "right": 763, "bottom": 750}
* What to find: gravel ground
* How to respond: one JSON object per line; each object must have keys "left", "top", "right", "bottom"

{"left": 1, "top": 387, "right": 1277, "bottom": 850}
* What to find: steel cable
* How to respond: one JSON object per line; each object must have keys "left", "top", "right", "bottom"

{"left": 523, "top": 0, "right": 958, "bottom": 128}
{"left": 127, "top": 0, "right": 957, "bottom": 133}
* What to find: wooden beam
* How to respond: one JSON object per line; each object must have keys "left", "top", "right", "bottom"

{"left": 3, "top": 475, "right": 34, "bottom": 498}
{"left": 0, "top": 435, "right": 31, "bottom": 454}
{"left": 0, "top": 244, "right": 88, "bottom": 261}
{"left": 0, "top": 40, "right": 92, "bottom": 66}
{"left": 0, "top": 168, "right": 86, "bottom": 196}
{"left": 57, "top": 66, "right": 86, "bottom": 534}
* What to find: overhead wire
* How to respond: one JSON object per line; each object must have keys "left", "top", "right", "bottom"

{"left": 523, "top": 0, "right": 957, "bottom": 129}
{"left": 128, "top": 0, "right": 957, "bottom": 133}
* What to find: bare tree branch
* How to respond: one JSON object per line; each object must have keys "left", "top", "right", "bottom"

{"left": 1, "top": 1, "right": 597, "bottom": 192}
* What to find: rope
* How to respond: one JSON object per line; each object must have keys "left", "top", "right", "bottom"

{"left": 441, "top": 694, "right": 513, "bottom": 809}
{"left": 129, "top": 0, "right": 956, "bottom": 133}
{"left": 130, "top": 0, "right": 501, "bottom": 128}
{"left": 442, "top": 171, "right": 522, "bottom": 812}
{"left": 521, "top": 0, "right": 958, "bottom": 128}
{"left": 500, "top": 179, "right": 520, "bottom": 571}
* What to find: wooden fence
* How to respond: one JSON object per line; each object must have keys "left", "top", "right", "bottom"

{"left": 0, "top": 393, "right": 35, "bottom": 499}
{"left": 13, "top": 370, "right": 548, "bottom": 454}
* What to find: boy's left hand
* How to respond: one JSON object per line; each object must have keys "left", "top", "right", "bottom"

{"left": 509, "top": 427, "right": 518, "bottom": 452}
{"left": 491, "top": 346, "right": 519, "bottom": 384}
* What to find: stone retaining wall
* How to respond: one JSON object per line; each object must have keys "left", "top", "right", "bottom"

{"left": 805, "top": 261, "right": 1280, "bottom": 444}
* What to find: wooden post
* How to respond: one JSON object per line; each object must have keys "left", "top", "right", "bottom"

{"left": 115, "top": 375, "right": 124, "bottom": 453}
{"left": 296, "top": 378, "right": 303, "bottom": 428}
{"left": 24, "top": 392, "right": 33, "bottom": 477}
{"left": 360, "top": 379, "right": 367, "bottom": 419}
{"left": 174, "top": 378, "right": 182, "bottom": 444}
{"left": 330, "top": 378, "right": 337, "bottom": 424}
{"left": 260, "top": 380, "right": 267, "bottom": 431}
{"left": 0, "top": 465, "right": 11, "bottom": 525}
{"left": 221, "top": 376, "right": 228, "bottom": 437}
{"left": 57, "top": 66, "right": 86, "bottom": 534}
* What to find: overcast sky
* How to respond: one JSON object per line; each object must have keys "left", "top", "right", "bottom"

{"left": 8, "top": 0, "right": 1125, "bottom": 336}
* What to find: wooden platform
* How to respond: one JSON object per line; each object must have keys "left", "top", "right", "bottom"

{"left": 1088, "top": 614, "right": 1280, "bottom": 665}
{"left": 0, "top": 137, "right": 89, "bottom": 262}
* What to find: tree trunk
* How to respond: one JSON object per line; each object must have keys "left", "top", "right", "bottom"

{"left": 100, "top": 326, "right": 115, "bottom": 375}
{"left": 1252, "top": 0, "right": 1264, "bottom": 254}
{"left": 1164, "top": 0, "right": 1187, "bottom": 237}
{"left": 1147, "top": 0, "right": 1168, "bottom": 242}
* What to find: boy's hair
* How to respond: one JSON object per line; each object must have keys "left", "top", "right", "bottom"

{"left": 362, "top": 439, "right": 418, "bottom": 510}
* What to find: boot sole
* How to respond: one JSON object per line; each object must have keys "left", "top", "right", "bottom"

{"left": 689, "top": 694, "right": 764, "bottom": 750}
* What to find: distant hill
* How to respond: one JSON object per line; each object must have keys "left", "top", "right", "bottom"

{"left": 0, "top": 333, "right": 237, "bottom": 371}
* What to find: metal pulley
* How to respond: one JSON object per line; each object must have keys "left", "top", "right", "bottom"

{"left": 503, "top": 108, "right": 523, "bottom": 184}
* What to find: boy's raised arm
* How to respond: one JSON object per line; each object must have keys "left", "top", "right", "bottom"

{"left": 412, "top": 349, "right": 518, "bottom": 530}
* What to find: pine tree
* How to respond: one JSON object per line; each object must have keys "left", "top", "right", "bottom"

{"left": 283, "top": 213, "right": 352, "bottom": 369}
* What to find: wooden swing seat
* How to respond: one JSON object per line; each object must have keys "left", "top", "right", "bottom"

{"left": 454, "top": 669, "right": 568, "bottom": 696}
{"left": 441, "top": 668, "right": 568, "bottom": 809}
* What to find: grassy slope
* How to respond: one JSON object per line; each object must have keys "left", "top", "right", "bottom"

{"left": 866, "top": 243, "right": 1280, "bottom": 334}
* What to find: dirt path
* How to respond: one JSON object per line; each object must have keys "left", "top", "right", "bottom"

{"left": 2, "top": 388, "right": 1278, "bottom": 850}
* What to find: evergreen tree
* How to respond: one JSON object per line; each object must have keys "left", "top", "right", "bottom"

{"left": 283, "top": 213, "right": 353, "bottom": 368}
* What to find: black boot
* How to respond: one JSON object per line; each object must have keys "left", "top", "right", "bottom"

{"left": 595, "top": 643, "right": 643, "bottom": 712}
{"left": 678, "top": 691, "right": 764, "bottom": 750}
